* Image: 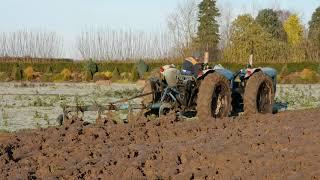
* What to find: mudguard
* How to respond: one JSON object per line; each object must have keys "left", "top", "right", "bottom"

{"left": 246, "top": 67, "right": 277, "bottom": 90}
{"left": 244, "top": 67, "right": 277, "bottom": 79}
{"left": 197, "top": 66, "right": 234, "bottom": 88}
{"left": 214, "top": 68, "right": 234, "bottom": 81}
{"left": 261, "top": 67, "right": 277, "bottom": 79}
{"left": 261, "top": 67, "right": 277, "bottom": 90}
{"left": 198, "top": 69, "right": 234, "bottom": 81}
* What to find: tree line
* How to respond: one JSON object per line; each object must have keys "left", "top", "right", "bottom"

{"left": 76, "top": 29, "right": 178, "bottom": 60}
{"left": 223, "top": 9, "right": 320, "bottom": 63}
{"left": 0, "top": 30, "right": 64, "bottom": 59}
{"left": 1, "top": 0, "right": 320, "bottom": 63}
{"left": 169, "top": 0, "right": 320, "bottom": 63}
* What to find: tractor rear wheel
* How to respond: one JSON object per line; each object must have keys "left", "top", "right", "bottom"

{"left": 142, "top": 78, "right": 161, "bottom": 106}
{"left": 244, "top": 71, "right": 275, "bottom": 114}
{"left": 142, "top": 79, "right": 155, "bottom": 106}
{"left": 197, "top": 73, "right": 232, "bottom": 120}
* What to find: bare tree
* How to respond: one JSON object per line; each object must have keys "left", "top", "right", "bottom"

{"left": 250, "top": 0, "right": 259, "bottom": 17}
{"left": 219, "top": 0, "right": 233, "bottom": 49}
{"left": 272, "top": 0, "right": 281, "bottom": 10}
{"left": 0, "top": 29, "right": 64, "bottom": 59}
{"left": 167, "top": 0, "right": 198, "bottom": 56}
{"left": 76, "top": 27, "right": 177, "bottom": 60}
{"left": 276, "top": 10, "right": 292, "bottom": 23}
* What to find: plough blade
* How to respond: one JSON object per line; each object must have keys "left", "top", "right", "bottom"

{"left": 62, "top": 103, "right": 147, "bottom": 121}
{"left": 63, "top": 103, "right": 146, "bottom": 113}
{"left": 61, "top": 92, "right": 154, "bottom": 121}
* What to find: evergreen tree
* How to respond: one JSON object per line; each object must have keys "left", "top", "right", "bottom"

{"left": 256, "top": 9, "right": 287, "bottom": 41}
{"left": 308, "top": 7, "right": 320, "bottom": 48}
{"left": 46, "top": 66, "right": 54, "bottom": 74}
{"left": 12, "top": 64, "right": 23, "bottom": 81}
{"left": 136, "top": 59, "right": 149, "bottom": 78}
{"left": 284, "top": 14, "right": 303, "bottom": 45}
{"left": 196, "top": 0, "right": 220, "bottom": 52}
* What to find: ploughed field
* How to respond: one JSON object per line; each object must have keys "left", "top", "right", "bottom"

{"left": 0, "top": 82, "right": 319, "bottom": 179}
{"left": 0, "top": 109, "right": 319, "bottom": 179}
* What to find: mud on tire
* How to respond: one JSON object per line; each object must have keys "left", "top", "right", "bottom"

{"left": 244, "top": 71, "right": 275, "bottom": 114}
{"left": 142, "top": 80, "right": 154, "bottom": 106}
{"left": 197, "top": 73, "right": 232, "bottom": 120}
{"left": 142, "top": 78, "right": 162, "bottom": 106}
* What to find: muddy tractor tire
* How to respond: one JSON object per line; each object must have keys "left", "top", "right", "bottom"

{"left": 244, "top": 71, "right": 275, "bottom": 115}
{"left": 197, "top": 73, "right": 232, "bottom": 120}
{"left": 142, "top": 80, "right": 154, "bottom": 106}
{"left": 142, "top": 78, "right": 162, "bottom": 106}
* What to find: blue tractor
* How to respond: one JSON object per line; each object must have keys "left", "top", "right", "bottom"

{"left": 60, "top": 58, "right": 277, "bottom": 123}
{"left": 142, "top": 60, "right": 277, "bottom": 119}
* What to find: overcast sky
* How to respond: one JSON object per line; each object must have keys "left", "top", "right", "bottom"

{"left": 1, "top": 0, "right": 319, "bottom": 57}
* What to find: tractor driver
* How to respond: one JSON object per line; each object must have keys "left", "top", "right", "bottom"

{"left": 181, "top": 51, "right": 203, "bottom": 77}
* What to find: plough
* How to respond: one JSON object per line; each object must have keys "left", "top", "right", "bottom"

{"left": 61, "top": 92, "right": 157, "bottom": 121}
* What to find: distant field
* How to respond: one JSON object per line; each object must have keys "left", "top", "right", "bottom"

{"left": 0, "top": 82, "right": 141, "bottom": 132}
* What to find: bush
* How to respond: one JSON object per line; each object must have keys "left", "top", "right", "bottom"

{"left": 24, "top": 66, "right": 34, "bottom": 80}
{"left": 11, "top": 64, "right": 23, "bottom": 81}
{"left": 300, "top": 69, "right": 318, "bottom": 83}
{"left": 71, "top": 72, "right": 83, "bottom": 82}
{"left": 46, "top": 66, "right": 54, "bottom": 74}
{"left": 111, "top": 67, "right": 121, "bottom": 82}
{"left": 0, "top": 72, "right": 9, "bottom": 81}
{"left": 104, "top": 71, "right": 113, "bottom": 80}
{"left": 93, "top": 72, "right": 107, "bottom": 81}
{"left": 53, "top": 75, "right": 63, "bottom": 82}
{"left": 136, "top": 60, "right": 149, "bottom": 78}
{"left": 130, "top": 66, "right": 139, "bottom": 82}
{"left": 85, "top": 59, "right": 98, "bottom": 80}
{"left": 2, "top": 60, "right": 320, "bottom": 84}
{"left": 61, "top": 68, "right": 72, "bottom": 81}
{"left": 40, "top": 73, "right": 53, "bottom": 82}
{"left": 83, "top": 71, "right": 92, "bottom": 82}
{"left": 120, "top": 72, "right": 126, "bottom": 79}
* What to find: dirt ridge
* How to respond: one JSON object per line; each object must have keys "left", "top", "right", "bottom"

{"left": 0, "top": 109, "right": 319, "bottom": 179}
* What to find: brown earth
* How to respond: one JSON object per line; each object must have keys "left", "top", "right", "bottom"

{"left": 0, "top": 109, "right": 319, "bottom": 179}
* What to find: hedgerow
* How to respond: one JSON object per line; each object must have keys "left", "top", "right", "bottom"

{"left": 0, "top": 58, "right": 319, "bottom": 83}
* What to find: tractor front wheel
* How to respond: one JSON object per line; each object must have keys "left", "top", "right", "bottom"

{"left": 244, "top": 71, "right": 275, "bottom": 114}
